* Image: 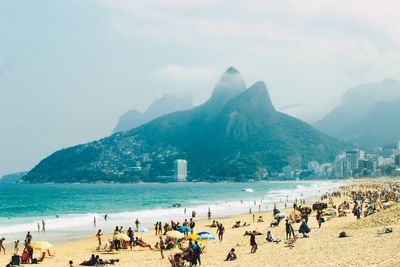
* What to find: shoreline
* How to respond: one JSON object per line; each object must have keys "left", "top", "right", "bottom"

{"left": 3, "top": 178, "right": 400, "bottom": 266}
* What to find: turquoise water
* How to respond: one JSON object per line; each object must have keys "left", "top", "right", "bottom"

{"left": 0, "top": 181, "right": 342, "bottom": 243}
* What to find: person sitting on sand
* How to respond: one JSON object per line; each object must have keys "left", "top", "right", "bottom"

{"left": 136, "top": 238, "right": 152, "bottom": 249}
{"left": 266, "top": 231, "right": 281, "bottom": 243}
{"left": 225, "top": 248, "right": 237, "bottom": 261}
{"left": 68, "top": 260, "right": 75, "bottom": 267}
{"left": 173, "top": 253, "right": 185, "bottom": 267}
{"left": 257, "top": 216, "right": 264, "bottom": 222}
{"left": 232, "top": 221, "right": 241, "bottom": 228}
{"left": 210, "top": 220, "right": 217, "bottom": 228}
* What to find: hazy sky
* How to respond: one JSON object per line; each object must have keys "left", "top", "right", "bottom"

{"left": 1, "top": 0, "right": 400, "bottom": 176}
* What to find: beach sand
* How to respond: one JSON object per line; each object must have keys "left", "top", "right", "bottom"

{"left": 2, "top": 180, "right": 400, "bottom": 267}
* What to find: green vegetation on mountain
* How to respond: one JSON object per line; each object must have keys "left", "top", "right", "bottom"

{"left": 23, "top": 67, "right": 347, "bottom": 183}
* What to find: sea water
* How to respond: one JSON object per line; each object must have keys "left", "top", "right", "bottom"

{"left": 0, "top": 180, "right": 344, "bottom": 243}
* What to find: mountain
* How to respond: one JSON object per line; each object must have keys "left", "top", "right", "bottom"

{"left": 314, "top": 79, "right": 400, "bottom": 148}
{"left": 112, "top": 93, "right": 193, "bottom": 133}
{"left": 22, "top": 67, "right": 346, "bottom": 183}
{"left": 0, "top": 171, "right": 27, "bottom": 183}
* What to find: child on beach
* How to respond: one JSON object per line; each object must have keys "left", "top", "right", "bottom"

{"left": 225, "top": 248, "right": 237, "bottom": 261}
{"left": 14, "top": 240, "right": 19, "bottom": 253}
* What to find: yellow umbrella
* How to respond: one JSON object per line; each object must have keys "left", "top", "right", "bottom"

{"left": 186, "top": 233, "right": 198, "bottom": 240}
{"left": 113, "top": 233, "right": 130, "bottom": 242}
{"left": 166, "top": 230, "right": 184, "bottom": 239}
{"left": 31, "top": 241, "right": 52, "bottom": 251}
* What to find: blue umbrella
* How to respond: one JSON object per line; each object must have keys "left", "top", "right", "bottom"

{"left": 177, "top": 226, "right": 192, "bottom": 233}
{"left": 197, "top": 233, "right": 215, "bottom": 240}
{"left": 197, "top": 231, "right": 211, "bottom": 235}
{"left": 274, "top": 212, "right": 288, "bottom": 218}
{"left": 134, "top": 227, "right": 148, "bottom": 233}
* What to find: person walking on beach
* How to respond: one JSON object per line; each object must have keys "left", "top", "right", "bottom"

{"left": 190, "top": 218, "right": 195, "bottom": 234}
{"left": 42, "top": 220, "right": 46, "bottom": 231}
{"left": 93, "top": 217, "right": 96, "bottom": 227}
{"left": 96, "top": 230, "right": 102, "bottom": 250}
{"left": 250, "top": 231, "right": 257, "bottom": 254}
{"left": 316, "top": 210, "right": 324, "bottom": 228}
{"left": 127, "top": 227, "right": 134, "bottom": 250}
{"left": 0, "top": 238, "right": 5, "bottom": 255}
{"left": 192, "top": 240, "right": 202, "bottom": 265}
{"left": 208, "top": 208, "right": 211, "bottom": 220}
{"left": 37, "top": 222, "right": 40, "bottom": 232}
{"left": 285, "top": 219, "right": 294, "bottom": 240}
{"left": 217, "top": 223, "right": 225, "bottom": 242}
{"left": 104, "top": 214, "right": 108, "bottom": 221}
{"left": 135, "top": 219, "right": 140, "bottom": 229}
{"left": 159, "top": 236, "right": 165, "bottom": 259}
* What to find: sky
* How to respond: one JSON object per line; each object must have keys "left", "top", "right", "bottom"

{"left": 1, "top": 0, "right": 400, "bottom": 176}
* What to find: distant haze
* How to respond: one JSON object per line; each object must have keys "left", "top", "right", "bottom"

{"left": 1, "top": 1, "right": 400, "bottom": 176}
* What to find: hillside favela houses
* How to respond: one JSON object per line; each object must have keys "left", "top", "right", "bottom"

{"left": 276, "top": 140, "right": 400, "bottom": 180}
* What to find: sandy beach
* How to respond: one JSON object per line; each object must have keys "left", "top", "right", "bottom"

{"left": 2, "top": 179, "right": 400, "bottom": 267}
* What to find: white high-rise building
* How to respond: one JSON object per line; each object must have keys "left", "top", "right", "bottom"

{"left": 397, "top": 140, "right": 400, "bottom": 153}
{"left": 174, "top": 159, "right": 187, "bottom": 181}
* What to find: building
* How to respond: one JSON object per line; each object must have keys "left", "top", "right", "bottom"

{"left": 174, "top": 159, "right": 187, "bottom": 181}
{"left": 395, "top": 154, "right": 400, "bottom": 166}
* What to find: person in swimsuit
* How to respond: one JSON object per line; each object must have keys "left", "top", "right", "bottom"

{"left": 14, "top": 240, "right": 20, "bottom": 253}
{"left": 0, "top": 238, "right": 5, "bottom": 254}
{"left": 159, "top": 236, "right": 165, "bottom": 259}
{"left": 250, "top": 231, "right": 257, "bottom": 253}
{"left": 96, "top": 230, "right": 102, "bottom": 250}
{"left": 42, "top": 220, "right": 46, "bottom": 231}
{"left": 25, "top": 231, "right": 32, "bottom": 244}
{"left": 158, "top": 221, "right": 162, "bottom": 235}
{"left": 135, "top": 219, "right": 140, "bottom": 229}
{"left": 217, "top": 223, "right": 225, "bottom": 241}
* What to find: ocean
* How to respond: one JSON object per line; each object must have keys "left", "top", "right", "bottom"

{"left": 0, "top": 180, "right": 344, "bottom": 243}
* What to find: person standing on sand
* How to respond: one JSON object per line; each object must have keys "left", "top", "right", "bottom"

{"left": 285, "top": 219, "right": 294, "bottom": 240}
{"left": 96, "top": 229, "right": 102, "bottom": 250}
{"left": 159, "top": 236, "right": 165, "bottom": 259}
{"left": 14, "top": 240, "right": 20, "bottom": 253}
{"left": 37, "top": 222, "right": 40, "bottom": 232}
{"left": 252, "top": 214, "right": 255, "bottom": 223}
{"left": 158, "top": 221, "right": 162, "bottom": 235}
{"left": 250, "top": 231, "right": 257, "bottom": 254}
{"left": 190, "top": 218, "right": 195, "bottom": 234}
{"left": 316, "top": 210, "right": 324, "bottom": 228}
{"left": 135, "top": 219, "right": 140, "bottom": 229}
{"left": 25, "top": 231, "right": 32, "bottom": 244}
{"left": 217, "top": 223, "right": 225, "bottom": 241}
{"left": 154, "top": 222, "right": 159, "bottom": 235}
{"left": 93, "top": 217, "right": 96, "bottom": 227}
{"left": 42, "top": 220, "right": 45, "bottom": 231}
{"left": 0, "top": 238, "right": 5, "bottom": 255}
{"left": 208, "top": 208, "right": 211, "bottom": 220}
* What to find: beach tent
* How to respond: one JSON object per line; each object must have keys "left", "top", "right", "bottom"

{"left": 134, "top": 227, "right": 148, "bottom": 233}
{"left": 166, "top": 230, "right": 184, "bottom": 239}
{"left": 113, "top": 233, "right": 130, "bottom": 241}
{"left": 177, "top": 226, "right": 192, "bottom": 233}
{"left": 31, "top": 241, "right": 52, "bottom": 251}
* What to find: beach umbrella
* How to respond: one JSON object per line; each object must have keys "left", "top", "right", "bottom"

{"left": 113, "top": 233, "right": 130, "bottom": 242}
{"left": 134, "top": 227, "right": 148, "bottom": 233}
{"left": 177, "top": 226, "right": 191, "bottom": 233}
{"left": 166, "top": 230, "right": 184, "bottom": 239}
{"left": 274, "top": 212, "right": 288, "bottom": 218}
{"left": 186, "top": 233, "right": 198, "bottom": 240}
{"left": 197, "top": 231, "right": 211, "bottom": 235}
{"left": 197, "top": 233, "right": 215, "bottom": 240}
{"left": 31, "top": 241, "right": 53, "bottom": 251}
